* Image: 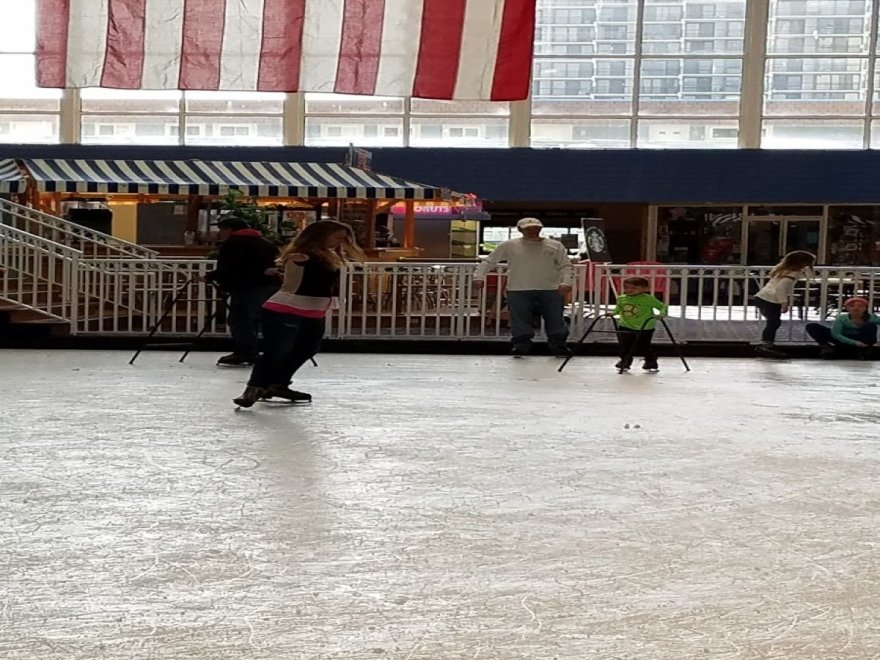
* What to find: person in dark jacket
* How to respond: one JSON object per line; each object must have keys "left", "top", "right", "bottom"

{"left": 204, "top": 216, "right": 280, "bottom": 366}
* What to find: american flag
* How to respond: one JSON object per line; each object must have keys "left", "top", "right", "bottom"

{"left": 35, "top": 0, "right": 536, "bottom": 100}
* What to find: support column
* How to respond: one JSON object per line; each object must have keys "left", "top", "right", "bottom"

{"left": 403, "top": 200, "right": 416, "bottom": 249}
{"left": 365, "top": 200, "right": 377, "bottom": 250}
{"left": 862, "top": 0, "right": 880, "bottom": 148}
{"left": 59, "top": 88, "right": 81, "bottom": 144}
{"left": 509, "top": 99, "right": 531, "bottom": 148}
{"left": 739, "top": 0, "right": 770, "bottom": 149}
{"left": 284, "top": 93, "right": 305, "bottom": 146}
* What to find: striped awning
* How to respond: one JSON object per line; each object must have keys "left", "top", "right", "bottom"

{"left": 22, "top": 159, "right": 443, "bottom": 200}
{"left": 0, "top": 159, "right": 26, "bottom": 193}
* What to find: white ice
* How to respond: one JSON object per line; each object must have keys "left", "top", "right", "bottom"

{"left": 1, "top": 349, "right": 878, "bottom": 659}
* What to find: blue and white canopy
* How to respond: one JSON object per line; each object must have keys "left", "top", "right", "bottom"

{"left": 0, "top": 159, "right": 26, "bottom": 193}
{"left": 23, "top": 159, "right": 442, "bottom": 200}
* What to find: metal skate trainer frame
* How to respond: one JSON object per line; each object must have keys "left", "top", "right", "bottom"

{"left": 129, "top": 277, "right": 227, "bottom": 365}
{"left": 558, "top": 315, "right": 690, "bottom": 373}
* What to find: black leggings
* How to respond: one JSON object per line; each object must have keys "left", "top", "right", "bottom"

{"left": 617, "top": 328, "right": 656, "bottom": 362}
{"left": 754, "top": 297, "right": 782, "bottom": 343}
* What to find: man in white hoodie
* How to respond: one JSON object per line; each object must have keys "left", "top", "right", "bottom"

{"left": 473, "top": 217, "right": 574, "bottom": 356}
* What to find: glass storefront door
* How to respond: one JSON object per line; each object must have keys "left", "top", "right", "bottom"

{"left": 745, "top": 216, "right": 821, "bottom": 265}
{"left": 746, "top": 219, "right": 781, "bottom": 265}
{"left": 787, "top": 219, "right": 821, "bottom": 257}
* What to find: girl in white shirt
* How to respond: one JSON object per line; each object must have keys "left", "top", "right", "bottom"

{"left": 753, "top": 250, "right": 815, "bottom": 358}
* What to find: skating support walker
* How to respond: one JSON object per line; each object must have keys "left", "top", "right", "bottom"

{"left": 129, "top": 277, "right": 227, "bottom": 365}
{"left": 557, "top": 315, "right": 690, "bottom": 374}
{"left": 129, "top": 279, "right": 319, "bottom": 368}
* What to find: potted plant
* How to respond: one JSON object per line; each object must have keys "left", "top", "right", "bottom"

{"left": 216, "top": 189, "right": 299, "bottom": 248}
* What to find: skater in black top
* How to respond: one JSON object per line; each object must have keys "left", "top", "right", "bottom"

{"left": 233, "top": 221, "right": 364, "bottom": 408}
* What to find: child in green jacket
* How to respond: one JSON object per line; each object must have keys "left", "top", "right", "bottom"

{"left": 606, "top": 276, "right": 668, "bottom": 372}
{"left": 806, "top": 297, "right": 880, "bottom": 359}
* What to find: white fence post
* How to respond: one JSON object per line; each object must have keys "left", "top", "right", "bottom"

{"left": 68, "top": 252, "right": 79, "bottom": 335}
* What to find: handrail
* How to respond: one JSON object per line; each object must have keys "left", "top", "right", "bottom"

{"left": 0, "top": 198, "right": 158, "bottom": 259}
{"left": 0, "top": 222, "right": 84, "bottom": 258}
{"left": 0, "top": 222, "right": 82, "bottom": 322}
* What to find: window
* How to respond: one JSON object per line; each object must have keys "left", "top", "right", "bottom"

{"left": 532, "top": 0, "right": 746, "bottom": 147}
{"left": 447, "top": 127, "right": 481, "bottom": 138}
{"left": 326, "top": 126, "right": 356, "bottom": 138}
{"left": 769, "top": 12, "right": 870, "bottom": 55}
{"left": 0, "top": 1, "right": 61, "bottom": 142}
{"left": 763, "top": 119, "right": 865, "bottom": 148}
{"left": 763, "top": 0, "right": 875, "bottom": 146}
{"left": 305, "top": 93, "right": 407, "bottom": 146}
{"left": 219, "top": 126, "right": 251, "bottom": 137}
{"left": 81, "top": 89, "right": 283, "bottom": 145}
{"left": 656, "top": 206, "right": 744, "bottom": 264}
{"left": 410, "top": 118, "right": 508, "bottom": 148}
{"left": 305, "top": 115, "right": 405, "bottom": 147}
{"left": 827, "top": 205, "right": 880, "bottom": 265}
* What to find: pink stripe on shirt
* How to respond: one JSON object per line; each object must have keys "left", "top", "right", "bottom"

{"left": 262, "top": 301, "right": 328, "bottom": 318}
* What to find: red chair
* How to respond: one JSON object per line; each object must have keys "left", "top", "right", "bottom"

{"left": 616, "top": 261, "right": 669, "bottom": 296}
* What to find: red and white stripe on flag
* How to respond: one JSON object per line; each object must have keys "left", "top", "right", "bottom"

{"left": 35, "top": 0, "right": 536, "bottom": 101}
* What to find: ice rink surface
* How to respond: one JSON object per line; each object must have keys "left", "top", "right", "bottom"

{"left": 1, "top": 349, "right": 878, "bottom": 659}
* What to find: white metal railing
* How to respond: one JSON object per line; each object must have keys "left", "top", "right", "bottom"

{"left": 337, "top": 262, "right": 486, "bottom": 338}
{"left": 73, "top": 258, "right": 218, "bottom": 335}
{"left": 0, "top": 198, "right": 157, "bottom": 259}
{"left": 0, "top": 222, "right": 81, "bottom": 324}
{"left": 587, "top": 264, "right": 880, "bottom": 343}
{"left": 0, "top": 236, "right": 218, "bottom": 335}
{"left": 5, "top": 254, "right": 880, "bottom": 342}
{"left": 332, "top": 262, "right": 880, "bottom": 343}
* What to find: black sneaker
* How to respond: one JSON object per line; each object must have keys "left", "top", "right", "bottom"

{"left": 217, "top": 353, "right": 256, "bottom": 367}
{"left": 615, "top": 359, "right": 631, "bottom": 371}
{"left": 755, "top": 344, "right": 788, "bottom": 360}
{"left": 233, "top": 385, "right": 267, "bottom": 408}
{"left": 264, "top": 386, "right": 312, "bottom": 403}
{"left": 511, "top": 345, "right": 530, "bottom": 358}
{"left": 643, "top": 360, "right": 659, "bottom": 371}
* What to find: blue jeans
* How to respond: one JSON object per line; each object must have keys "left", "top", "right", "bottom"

{"left": 506, "top": 290, "right": 568, "bottom": 349}
{"left": 248, "top": 310, "right": 325, "bottom": 387}
{"left": 227, "top": 283, "right": 278, "bottom": 358}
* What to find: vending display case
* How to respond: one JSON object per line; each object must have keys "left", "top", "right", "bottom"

{"left": 450, "top": 219, "right": 480, "bottom": 258}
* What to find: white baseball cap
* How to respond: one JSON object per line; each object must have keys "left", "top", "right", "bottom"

{"left": 516, "top": 217, "right": 543, "bottom": 229}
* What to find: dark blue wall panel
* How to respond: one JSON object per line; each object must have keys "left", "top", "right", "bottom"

{"left": 2, "top": 143, "right": 878, "bottom": 204}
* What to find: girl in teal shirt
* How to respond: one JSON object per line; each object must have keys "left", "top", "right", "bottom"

{"left": 806, "top": 297, "right": 880, "bottom": 358}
